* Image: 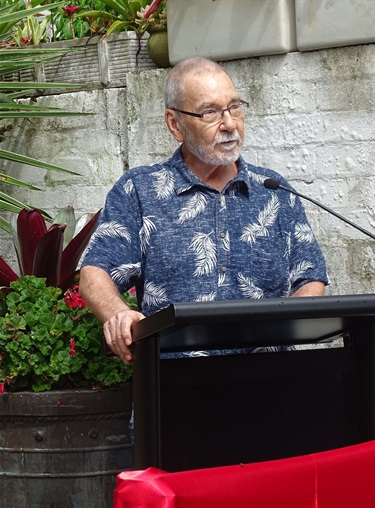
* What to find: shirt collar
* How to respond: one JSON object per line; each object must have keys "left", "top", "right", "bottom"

{"left": 170, "top": 146, "right": 251, "bottom": 195}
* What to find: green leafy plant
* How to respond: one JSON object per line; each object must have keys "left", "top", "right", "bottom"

{"left": 52, "top": 0, "right": 110, "bottom": 40}
{"left": 0, "top": 205, "right": 100, "bottom": 290}
{"left": 0, "top": 0, "right": 64, "bottom": 45}
{"left": 0, "top": 275, "right": 133, "bottom": 392}
{"left": 12, "top": 9, "right": 49, "bottom": 46}
{"left": 0, "top": 46, "right": 88, "bottom": 233}
{"left": 77, "top": 0, "right": 167, "bottom": 40}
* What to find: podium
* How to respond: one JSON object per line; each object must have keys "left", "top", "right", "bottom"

{"left": 132, "top": 295, "right": 375, "bottom": 472}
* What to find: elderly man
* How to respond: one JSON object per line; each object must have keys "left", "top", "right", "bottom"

{"left": 80, "top": 57, "right": 328, "bottom": 364}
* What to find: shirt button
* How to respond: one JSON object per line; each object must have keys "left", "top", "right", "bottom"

{"left": 221, "top": 266, "right": 227, "bottom": 272}
{"left": 220, "top": 232, "right": 225, "bottom": 238}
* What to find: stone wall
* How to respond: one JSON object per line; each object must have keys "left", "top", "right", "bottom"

{"left": 1, "top": 43, "right": 374, "bottom": 295}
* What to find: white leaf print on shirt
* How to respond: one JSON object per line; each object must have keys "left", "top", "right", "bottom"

{"left": 284, "top": 232, "right": 291, "bottom": 259}
{"left": 240, "top": 194, "right": 280, "bottom": 246}
{"left": 123, "top": 179, "right": 134, "bottom": 194}
{"left": 219, "top": 196, "right": 226, "bottom": 212}
{"left": 289, "top": 260, "right": 314, "bottom": 287}
{"left": 177, "top": 192, "right": 207, "bottom": 224}
{"left": 248, "top": 171, "right": 266, "bottom": 185}
{"left": 142, "top": 282, "right": 169, "bottom": 309}
{"left": 152, "top": 169, "right": 175, "bottom": 199}
{"left": 140, "top": 216, "right": 157, "bottom": 254}
{"left": 295, "top": 223, "right": 314, "bottom": 243}
{"left": 238, "top": 273, "right": 264, "bottom": 299}
{"left": 195, "top": 292, "right": 217, "bottom": 301}
{"left": 223, "top": 231, "right": 230, "bottom": 252}
{"left": 86, "top": 221, "right": 130, "bottom": 253}
{"left": 218, "top": 273, "right": 228, "bottom": 287}
{"left": 189, "top": 232, "right": 217, "bottom": 277}
{"left": 289, "top": 193, "right": 296, "bottom": 208}
{"left": 111, "top": 262, "right": 141, "bottom": 286}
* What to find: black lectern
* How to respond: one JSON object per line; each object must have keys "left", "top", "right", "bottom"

{"left": 132, "top": 295, "right": 375, "bottom": 472}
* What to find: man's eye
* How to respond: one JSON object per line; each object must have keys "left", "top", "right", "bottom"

{"left": 229, "top": 104, "right": 241, "bottom": 111}
{"left": 202, "top": 109, "right": 217, "bottom": 116}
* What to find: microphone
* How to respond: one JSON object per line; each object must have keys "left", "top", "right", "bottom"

{"left": 264, "top": 178, "right": 375, "bottom": 241}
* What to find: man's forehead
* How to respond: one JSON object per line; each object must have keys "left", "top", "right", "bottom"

{"left": 182, "top": 79, "right": 238, "bottom": 108}
{"left": 182, "top": 72, "right": 236, "bottom": 97}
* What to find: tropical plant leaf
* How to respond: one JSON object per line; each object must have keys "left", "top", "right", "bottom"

{"left": 74, "top": 212, "right": 96, "bottom": 237}
{"left": 9, "top": 212, "right": 21, "bottom": 273}
{"left": 0, "top": 2, "right": 65, "bottom": 27}
{"left": 32, "top": 224, "right": 65, "bottom": 287}
{"left": 0, "top": 214, "right": 11, "bottom": 233}
{"left": 59, "top": 210, "right": 101, "bottom": 290}
{"left": 0, "top": 255, "right": 18, "bottom": 286}
{"left": 17, "top": 208, "right": 47, "bottom": 275}
{"left": 0, "top": 190, "right": 32, "bottom": 207}
{"left": 53, "top": 205, "right": 75, "bottom": 248}
{"left": 0, "top": 173, "right": 41, "bottom": 190}
{"left": 0, "top": 102, "right": 62, "bottom": 110}
{"left": 0, "top": 148, "right": 80, "bottom": 174}
{"left": 0, "top": 110, "right": 85, "bottom": 118}
{"left": 0, "top": 44, "right": 88, "bottom": 234}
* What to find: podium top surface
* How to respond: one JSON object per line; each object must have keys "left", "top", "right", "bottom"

{"left": 132, "top": 294, "right": 375, "bottom": 350}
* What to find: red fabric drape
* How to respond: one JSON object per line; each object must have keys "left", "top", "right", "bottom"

{"left": 114, "top": 440, "right": 375, "bottom": 508}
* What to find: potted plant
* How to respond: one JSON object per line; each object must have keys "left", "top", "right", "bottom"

{"left": 0, "top": 206, "right": 134, "bottom": 508}
{"left": 77, "top": 0, "right": 169, "bottom": 67}
{"left": 76, "top": 0, "right": 167, "bottom": 39}
{"left": 0, "top": 274, "right": 133, "bottom": 392}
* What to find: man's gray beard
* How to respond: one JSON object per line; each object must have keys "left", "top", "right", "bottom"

{"left": 182, "top": 129, "right": 243, "bottom": 166}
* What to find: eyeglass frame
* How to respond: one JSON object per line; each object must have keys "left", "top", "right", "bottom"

{"left": 170, "top": 100, "right": 249, "bottom": 124}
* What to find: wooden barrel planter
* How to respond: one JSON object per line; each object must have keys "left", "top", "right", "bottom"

{"left": 0, "top": 383, "right": 133, "bottom": 508}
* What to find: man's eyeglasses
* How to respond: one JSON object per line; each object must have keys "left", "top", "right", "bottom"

{"left": 171, "top": 100, "right": 249, "bottom": 126}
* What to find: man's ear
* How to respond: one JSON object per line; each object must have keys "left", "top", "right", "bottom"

{"left": 165, "top": 109, "right": 184, "bottom": 143}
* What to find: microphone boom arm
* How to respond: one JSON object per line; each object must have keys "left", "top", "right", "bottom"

{"left": 264, "top": 178, "right": 375, "bottom": 241}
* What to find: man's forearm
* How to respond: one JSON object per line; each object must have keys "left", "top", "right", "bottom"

{"left": 79, "top": 265, "right": 130, "bottom": 323}
{"left": 291, "top": 281, "right": 325, "bottom": 298}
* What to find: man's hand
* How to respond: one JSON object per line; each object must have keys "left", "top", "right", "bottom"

{"left": 103, "top": 309, "right": 145, "bottom": 364}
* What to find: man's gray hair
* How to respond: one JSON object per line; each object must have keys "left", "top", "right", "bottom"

{"left": 164, "top": 57, "right": 231, "bottom": 110}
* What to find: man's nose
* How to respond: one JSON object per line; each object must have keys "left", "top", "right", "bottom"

{"left": 219, "top": 110, "right": 237, "bottom": 130}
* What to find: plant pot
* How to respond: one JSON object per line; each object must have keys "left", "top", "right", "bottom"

{"left": 0, "top": 383, "right": 133, "bottom": 508}
{"left": 147, "top": 25, "right": 171, "bottom": 68}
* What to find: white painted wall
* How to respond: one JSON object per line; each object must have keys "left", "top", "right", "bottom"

{"left": 1, "top": 43, "right": 374, "bottom": 295}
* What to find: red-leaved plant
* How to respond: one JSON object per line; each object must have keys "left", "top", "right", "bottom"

{"left": 0, "top": 206, "right": 100, "bottom": 291}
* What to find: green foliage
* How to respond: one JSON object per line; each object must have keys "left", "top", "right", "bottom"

{"left": 0, "top": 205, "right": 100, "bottom": 290}
{"left": 0, "top": 275, "right": 132, "bottom": 392}
{"left": 53, "top": 0, "right": 110, "bottom": 39}
{"left": 77, "top": 0, "right": 167, "bottom": 39}
{"left": 0, "top": 46, "right": 89, "bottom": 233}
{"left": 0, "top": 0, "right": 65, "bottom": 44}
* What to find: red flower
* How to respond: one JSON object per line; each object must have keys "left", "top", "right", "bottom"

{"left": 62, "top": 5, "right": 80, "bottom": 17}
{"left": 0, "top": 383, "right": 4, "bottom": 394}
{"left": 69, "top": 338, "right": 76, "bottom": 356}
{"left": 64, "top": 285, "right": 86, "bottom": 309}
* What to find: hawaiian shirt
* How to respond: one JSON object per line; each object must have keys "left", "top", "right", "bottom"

{"left": 82, "top": 146, "right": 329, "bottom": 317}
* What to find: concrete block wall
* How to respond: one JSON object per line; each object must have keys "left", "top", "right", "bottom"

{"left": 1, "top": 43, "right": 374, "bottom": 295}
